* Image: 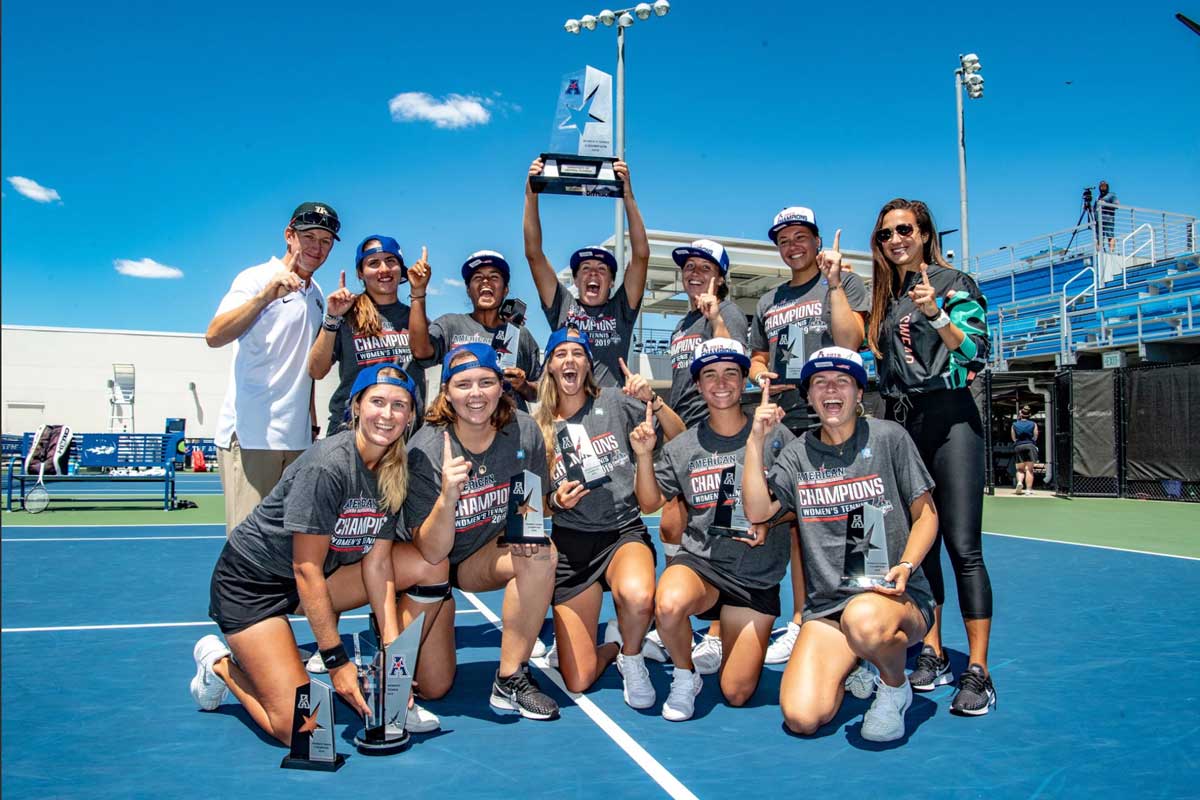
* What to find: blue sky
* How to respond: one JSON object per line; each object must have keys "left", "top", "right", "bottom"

{"left": 3, "top": 0, "right": 1197, "bottom": 345}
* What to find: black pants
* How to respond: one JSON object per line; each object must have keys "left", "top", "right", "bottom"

{"left": 887, "top": 389, "right": 993, "bottom": 620}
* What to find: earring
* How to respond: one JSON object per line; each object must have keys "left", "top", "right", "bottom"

{"left": 856, "top": 402, "right": 866, "bottom": 418}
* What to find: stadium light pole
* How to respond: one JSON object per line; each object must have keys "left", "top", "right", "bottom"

{"left": 955, "top": 53, "right": 984, "bottom": 273}
{"left": 564, "top": 1, "right": 670, "bottom": 271}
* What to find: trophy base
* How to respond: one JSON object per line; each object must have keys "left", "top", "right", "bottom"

{"left": 530, "top": 153, "right": 624, "bottom": 198}
{"left": 839, "top": 576, "right": 896, "bottom": 591}
{"left": 710, "top": 527, "right": 749, "bottom": 539}
{"left": 497, "top": 534, "right": 552, "bottom": 546}
{"left": 280, "top": 753, "right": 346, "bottom": 772}
{"left": 354, "top": 728, "right": 411, "bottom": 756}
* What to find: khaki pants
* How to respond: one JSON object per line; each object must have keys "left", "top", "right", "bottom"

{"left": 217, "top": 435, "right": 304, "bottom": 535}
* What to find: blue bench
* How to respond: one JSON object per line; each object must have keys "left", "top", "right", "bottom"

{"left": 6, "top": 431, "right": 186, "bottom": 512}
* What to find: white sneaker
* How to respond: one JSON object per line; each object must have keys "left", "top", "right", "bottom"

{"left": 844, "top": 660, "right": 880, "bottom": 700}
{"left": 545, "top": 639, "right": 559, "bottom": 669}
{"left": 691, "top": 634, "right": 723, "bottom": 675}
{"left": 190, "top": 634, "right": 230, "bottom": 711}
{"left": 860, "top": 678, "right": 913, "bottom": 742}
{"left": 661, "top": 667, "right": 702, "bottom": 722}
{"left": 641, "top": 628, "right": 670, "bottom": 663}
{"left": 531, "top": 637, "right": 548, "bottom": 659}
{"left": 764, "top": 621, "right": 801, "bottom": 665}
{"left": 305, "top": 650, "right": 327, "bottom": 674}
{"left": 405, "top": 702, "right": 441, "bottom": 733}
{"left": 603, "top": 619, "right": 623, "bottom": 647}
{"left": 617, "top": 652, "right": 656, "bottom": 709}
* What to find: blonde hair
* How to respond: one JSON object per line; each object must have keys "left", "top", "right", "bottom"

{"left": 424, "top": 350, "right": 516, "bottom": 430}
{"left": 534, "top": 359, "right": 601, "bottom": 469}
{"left": 350, "top": 366, "right": 410, "bottom": 514}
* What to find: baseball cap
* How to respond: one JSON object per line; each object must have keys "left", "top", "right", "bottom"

{"left": 441, "top": 342, "right": 504, "bottom": 383}
{"left": 672, "top": 239, "right": 730, "bottom": 275}
{"left": 799, "top": 346, "right": 868, "bottom": 390}
{"left": 355, "top": 235, "right": 407, "bottom": 281}
{"left": 350, "top": 363, "right": 418, "bottom": 403}
{"left": 768, "top": 206, "right": 819, "bottom": 242}
{"left": 460, "top": 249, "right": 511, "bottom": 284}
{"left": 544, "top": 326, "right": 594, "bottom": 367}
{"left": 690, "top": 337, "right": 750, "bottom": 379}
{"left": 290, "top": 202, "right": 341, "bottom": 241}
{"left": 569, "top": 247, "right": 619, "bottom": 277}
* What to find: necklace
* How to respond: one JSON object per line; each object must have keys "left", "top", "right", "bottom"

{"left": 454, "top": 427, "right": 497, "bottom": 477}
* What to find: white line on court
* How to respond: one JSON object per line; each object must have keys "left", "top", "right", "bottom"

{"left": 459, "top": 590, "right": 698, "bottom": 800}
{"left": 983, "top": 530, "right": 1199, "bottom": 561}
{"left": 0, "top": 522, "right": 226, "bottom": 528}
{"left": 3, "top": 535, "right": 227, "bottom": 542}
{"left": 1, "top": 609, "right": 482, "bottom": 634}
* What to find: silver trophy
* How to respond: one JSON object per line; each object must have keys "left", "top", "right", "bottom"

{"left": 353, "top": 612, "right": 425, "bottom": 755}
{"left": 839, "top": 504, "right": 893, "bottom": 589}
{"left": 529, "top": 66, "right": 623, "bottom": 198}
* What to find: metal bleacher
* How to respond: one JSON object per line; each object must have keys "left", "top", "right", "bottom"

{"left": 973, "top": 203, "right": 1200, "bottom": 369}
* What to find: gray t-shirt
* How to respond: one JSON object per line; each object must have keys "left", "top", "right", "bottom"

{"left": 549, "top": 387, "right": 647, "bottom": 532}
{"left": 228, "top": 431, "right": 402, "bottom": 579}
{"left": 428, "top": 313, "right": 542, "bottom": 411}
{"left": 666, "top": 300, "right": 749, "bottom": 428}
{"left": 327, "top": 301, "right": 418, "bottom": 432}
{"left": 767, "top": 418, "right": 936, "bottom": 622}
{"left": 655, "top": 418, "right": 795, "bottom": 589}
{"left": 543, "top": 283, "right": 640, "bottom": 388}
{"left": 403, "top": 411, "right": 549, "bottom": 564}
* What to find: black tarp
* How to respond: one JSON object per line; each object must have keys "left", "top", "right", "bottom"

{"left": 1125, "top": 364, "right": 1200, "bottom": 481}
{"left": 1071, "top": 370, "right": 1117, "bottom": 478}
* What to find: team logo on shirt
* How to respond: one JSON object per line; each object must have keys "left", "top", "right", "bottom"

{"left": 331, "top": 496, "right": 388, "bottom": 553}
{"left": 793, "top": 468, "right": 892, "bottom": 522}
{"left": 354, "top": 327, "right": 411, "bottom": 366}
{"left": 686, "top": 455, "right": 739, "bottom": 509}
{"left": 763, "top": 299, "right": 826, "bottom": 342}
{"left": 454, "top": 475, "right": 511, "bottom": 532}
{"left": 566, "top": 301, "right": 621, "bottom": 349}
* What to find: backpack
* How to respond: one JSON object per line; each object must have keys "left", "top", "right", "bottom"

{"left": 25, "top": 424, "right": 73, "bottom": 477}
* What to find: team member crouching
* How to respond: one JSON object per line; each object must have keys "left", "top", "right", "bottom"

{"left": 633, "top": 339, "right": 795, "bottom": 722}
{"left": 534, "top": 327, "right": 685, "bottom": 706}
{"left": 397, "top": 343, "right": 560, "bottom": 720}
{"left": 190, "top": 365, "right": 439, "bottom": 742}
{"left": 742, "top": 348, "right": 938, "bottom": 743}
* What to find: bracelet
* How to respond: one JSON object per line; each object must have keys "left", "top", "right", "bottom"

{"left": 322, "top": 313, "right": 343, "bottom": 331}
{"left": 651, "top": 395, "right": 664, "bottom": 412}
{"left": 927, "top": 310, "right": 951, "bottom": 329}
{"left": 319, "top": 643, "right": 349, "bottom": 669}
{"left": 410, "top": 294, "right": 426, "bottom": 301}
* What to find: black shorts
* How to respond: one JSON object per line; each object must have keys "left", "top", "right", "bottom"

{"left": 669, "top": 552, "right": 781, "bottom": 621}
{"left": 1014, "top": 443, "right": 1038, "bottom": 462}
{"left": 209, "top": 542, "right": 302, "bottom": 635}
{"left": 552, "top": 521, "right": 654, "bottom": 605}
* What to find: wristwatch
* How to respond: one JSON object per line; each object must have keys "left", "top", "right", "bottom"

{"left": 897, "top": 560, "right": 916, "bottom": 574}
{"left": 927, "top": 310, "right": 951, "bottom": 329}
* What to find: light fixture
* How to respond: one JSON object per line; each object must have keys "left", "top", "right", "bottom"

{"left": 598, "top": 8, "right": 616, "bottom": 25}
{"left": 565, "top": 18, "right": 581, "bottom": 33}
{"left": 581, "top": 13, "right": 597, "bottom": 30}
{"left": 618, "top": 11, "right": 635, "bottom": 26}
{"left": 634, "top": 2, "right": 652, "bottom": 19}
{"left": 653, "top": 0, "right": 670, "bottom": 16}
{"left": 960, "top": 53, "right": 981, "bottom": 73}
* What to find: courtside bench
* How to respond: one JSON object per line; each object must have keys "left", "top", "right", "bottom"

{"left": 5, "top": 431, "right": 186, "bottom": 512}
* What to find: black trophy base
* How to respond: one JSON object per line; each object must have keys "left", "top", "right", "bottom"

{"left": 280, "top": 753, "right": 346, "bottom": 772}
{"left": 354, "top": 728, "right": 411, "bottom": 755}
{"left": 839, "top": 576, "right": 896, "bottom": 591}
{"left": 530, "top": 153, "right": 624, "bottom": 198}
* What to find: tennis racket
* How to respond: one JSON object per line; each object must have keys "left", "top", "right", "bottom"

{"left": 24, "top": 464, "right": 50, "bottom": 514}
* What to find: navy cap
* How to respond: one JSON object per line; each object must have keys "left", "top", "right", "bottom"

{"left": 690, "top": 337, "right": 751, "bottom": 379}
{"left": 672, "top": 239, "right": 730, "bottom": 275}
{"left": 799, "top": 347, "right": 868, "bottom": 390}
{"left": 460, "top": 250, "right": 511, "bottom": 284}
{"left": 569, "top": 247, "right": 619, "bottom": 277}
{"left": 544, "top": 326, "right": 595, "bottom": 367}
{"left": 355, "top": 235, "right": 407, "bottom": 282}
{"left": 441, "top": 342, "right": 504, "bottom": 383}
{"left": 350, "top": 363, "right": 418, "bottom": 403}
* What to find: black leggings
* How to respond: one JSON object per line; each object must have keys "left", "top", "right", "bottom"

{"left": 887, "top": 389, "right": 992, "bottom": 620}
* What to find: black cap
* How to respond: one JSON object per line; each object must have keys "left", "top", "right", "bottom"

{"left": 289, "top": 202, "right": 341, "bottom": 241}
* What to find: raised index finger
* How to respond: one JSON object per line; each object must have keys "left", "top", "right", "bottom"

{"left": 339, "top": 270, "right": 346, "bottom": 289}
{"left": 645, "top": 401, "right": 653, "bottom": 425}
{"left": 421, "top": 246, "right": 428, "bottom": 263}
{"left": 760, "top": 378, "right": 772, "bottom": 406}
{"left": 619, "top": 357, "right": 633, "bottom": 378}
{"left": 442, "top": 431, "right": 452, "bottom": 464}
{"left": 920, "top": 266, "right": 932, "bottom": 286}
{"left": 706, "top": 277, "right": 716, "bottom": 296}
{"left": 832, "top": 229, "right": 842, "bottom": 253}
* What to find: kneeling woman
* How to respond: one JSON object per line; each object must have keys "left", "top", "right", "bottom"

{"left": 189, "top": 365, "right": 440, "bottom": 743}
{"left": 742, "top": 348, "right": 938, "bottom": 743}
{"left": 398, "top": 343, "right": 561, "bottom": 721}
{"left": 633, "top": 339, "right": 795, "bottom": 722}
{"left": 535, "top": 327, "right": 684, "bottom": 706}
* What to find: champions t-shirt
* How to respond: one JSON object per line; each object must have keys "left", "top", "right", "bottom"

{"left": 428, "top": 313, "right": 541, "bottom": 411}
{"left": 767, "top": 418, "right": 936, "bottom": 622}
{"left": 227, "top": 431, "right": 401, "bottom": 578}
{"left": 666, "top": 300, "right": 749, "bottom": 428}
{"left": 543, "top": 283, "right": 640, "bottom": 388}
{"left": 654, "top": 418, "right": 795, "bottom": 589}
{"left": 327, "top": 301, "right": 419, "bottom": 431}
{"left": 403, "top": 411, "right": 549, "bottom": 564}
{"left": 549, "top": 387, "right": 647, "bottom": 532}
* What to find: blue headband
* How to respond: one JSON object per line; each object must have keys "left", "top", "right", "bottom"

{"left": 543, "top": 326, "right": 594, "bottom": 367}
{"left": 441, "top": 342, "right": 504, "bottom": 383}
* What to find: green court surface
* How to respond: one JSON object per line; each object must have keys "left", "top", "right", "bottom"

{"left": 0, "top": 495, "right": 226, "bottom": 526}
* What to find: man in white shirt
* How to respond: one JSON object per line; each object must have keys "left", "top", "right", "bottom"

{"left": 206, "top": 202, "right": 340, "bottom": 533}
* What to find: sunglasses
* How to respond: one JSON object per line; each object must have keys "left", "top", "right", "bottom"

{"left": 875, "top": 223, "right": 918, "bottom": 243}
{"left": 291, "top": 210, "right": 341, "bottom": 235}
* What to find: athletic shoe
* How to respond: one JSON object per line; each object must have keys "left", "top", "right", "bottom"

{"left": 617, "top": 652, "right": 656, "bottom": 709}
{"left": 305, "top": 650, "right": 328, "bottom": 674}
{"left": 490, "top": 665, "right": 560, "bottom": 720}
{"left": 190, "top": 635, "right": 230, "bottom": 711}
{"left": 405, "top": 702, "right": 441, "bottom": 733}
{"left": 531, "top": 637, "right": 548, "bottom": 659}
{"left": 860, "top": 678, "right": 913, "bottom": 742}
{"left": 691, "top": 634, "right": 723, "bottom": 675}
{"left": 661, "top": 668, "right": 703, "bottom": 722}
{"left": 764, "top": 621, "right": 801, "bottom": 665}
{"left": 641, "top": 628, "right": 670, "bottom": 663}
{"left": 950, "top": 664, "right": 996, "bottom": 716}
{"left": 544, "top": 639, "right": 559, "bottom": 669}
{"left": 1025, "top": 490, "right": 1035, "bottom": 496}
{"left": 603, "top": 619, "right": 623, "bottom": 647}
{"left": 1014, "top": 487, "right": 1025, "bottom": 495}
{"left": 844, "top": 660, "right": 880, "bottom": 700}
{"left": 908, "top": 645, "right": 952, "bottom": 692}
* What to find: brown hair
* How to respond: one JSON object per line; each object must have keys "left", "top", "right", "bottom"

{"left": 346, "top": 239, "right": 397, "bottom": 338}
{"left": 534, "top": 354, "right": 601, "bottom": 468}
{"left": 424, "top": 350, "right": 516, "bottom": 430}
{"left": 350, "top": 366, "right": 411, "bottom": 514}
{"left": 866, "top": 198, "right": 954, "bottom": 356}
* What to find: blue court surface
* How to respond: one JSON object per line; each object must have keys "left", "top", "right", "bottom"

{"left": 2, "top": 519, "right": 1197, "bottom": 799}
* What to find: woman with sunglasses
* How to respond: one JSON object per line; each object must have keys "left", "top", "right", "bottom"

{"left": 308, "top": 235, "right": 434, "bottom": 434}
{"left": 867, "top": 198, "right": 996, "bottom": 716}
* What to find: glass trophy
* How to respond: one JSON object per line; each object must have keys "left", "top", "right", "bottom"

{"left": 491, "top": 323, "right": 520, "bottom": 371}
{"left": 839, "top": 504, "right": 893, "bottom": 589}
{"left": 778, "top": 323, "right": 808, "bottom": 383}
{"left": 556, "top": 423, "right": 608, "bottom": 489}
{"left": 528, "top": 66, "right": 623, "bottom": 198}
{"left": 281, "top": 679, "right": 345, "bottom": 771}
{"left": 353, "top": 612, "right": 424, "bottom": 755}
{"left": 501, "top": 470, "right": 549, "bottom": 545}
{"left": 711, "top": 465, "right": 750, "bottom": 538}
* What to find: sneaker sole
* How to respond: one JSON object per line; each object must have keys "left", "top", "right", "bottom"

{"left": 950, "top": 696, "right": 996, "bottom": 716}
{"left": 489, "top": 694, "right": 558, "bottom": 721}
{"left": 909, "top": 672, "right": 953, "bottom": 692}
{"left": 764, "top": 651, "right": 794, "bottom": 666}
{"left": 624, "top": 690, "right": 656, "bottom": 710}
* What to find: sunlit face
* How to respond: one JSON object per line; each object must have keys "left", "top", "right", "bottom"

{"left": 446, "top": 363, "right": 503, "bottom": 426}
{"left": 466, "top": 267, "right": 508, "bottom": 311}
{"left": 359, "top": 240, "right": 404, "bottom": 297}
{"left": 286, "top": 227, "right": 335, "bottom": 272}
{"left": 878, "top": 209, "right": 928, "bottom": 269}
{"left": 775, "top": 225, "right": 820, "bottom": 273}
{"left": 806, "top": 372, "right": 862, "bottom": 428}
{"left": 547, "top": 341, "right": 591, "bottom": 398}
{"left": 682, "top": 257, "right": 723, "bottom": 302}
{"left": 354, "top": 383, "right": 413, "bottom": 448}
{"left": 696, "top": 363, "right": 745, "bottom": 411}
{"left": 576, "top": 260, "right": 614, "bottom": 306}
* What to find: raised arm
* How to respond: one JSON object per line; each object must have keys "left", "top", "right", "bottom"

{"left": 616, "top": 160, "right": 649, "bottom": 302}
{"left": 629, "top": 403, "right": 667, "bottom": 513}
{"left": 743, "top": 382, "right": 785, "bottom": 523}
{"left": 818, "top": 230, "right": 867, "bottom": 348}
{"left": 406, "top": 247, "right": 435, "bottom": 360}
{"left": 411, "top": 433, "right": 471, "bottom": 564}
{"left": 523, "top": 158, "right": 561, "bottom": 309}
{"left": 207, "top": 249, "right": 302, "bottom": 348}
{"left": 308, "top": 270, "right": 356, "bottom": 379}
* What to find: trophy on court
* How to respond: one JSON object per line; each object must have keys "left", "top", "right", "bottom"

{"left": 839, "top": 504, "right": 893, "bottom": 589}
{"left": 280, "top": 678, "right": 346, "bottom": 771}
{"left": 776, "top": 323, "right": 809, "bottom": 384}
{"left": 528, "top": 66, "right": 624, "bottom": 198}
{"left": 556, "top": 423, "right": 609, "bottom": 489}
{"left": 352, "top": 611, "right": 425, "bottom": 755}
{"left": 493, "top": 298, "right": 527, "bottom": 371}
{"left": 711, "top": 464, "right": 751, "bottom": 538}
{"left": 501, "top": 469, "right": 549, "bottom": 545}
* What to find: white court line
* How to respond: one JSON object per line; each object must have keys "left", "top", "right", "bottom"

{"left": 459, "top": 590, "right": 698, "bottom": 800}
{"left": 983, "top": 530, "right": 1199, "bottom": 561}
{"left": 0, "top": 523, "right": 226, "bottom": 528}
{"left": 2, "top": 609, "right": 481, "bottom": 634}
{"left": 3, "top": 535, "right": 226, "bottom": 542}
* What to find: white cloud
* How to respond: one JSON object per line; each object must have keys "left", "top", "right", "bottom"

{"left": 444, "top": 278, "right": 464, "bottom": 288}
{"left": 114, "top": 257, "right": 184, "bottom": 279}
{"left": 388, "top": 92, "right": 491, "bottom": 129}
{"left": 6, "top": 176, "right": 61, "bottom": 203}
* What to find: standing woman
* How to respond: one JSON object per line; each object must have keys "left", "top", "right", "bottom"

{"left": 1011, "top": 406, "right": 1039, "bottom": 495}
{"left": 308, "top": 235, "right": 434, "bottom": 434}
{"left": 189, "top": 365, "right": 440, "bottom": 742}
{"left": 534, "top": 327, "right": 684, "bottom": 706}
{"left": 867, "top": 198, "right": 996, "bottom": 716}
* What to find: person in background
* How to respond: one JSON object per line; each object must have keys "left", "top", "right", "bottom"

{"left": 1095, "top": 180, "right": 1118, "bottom": 253}
{"left": 1011, "top": 405, "right": 1039, "bottom": 496}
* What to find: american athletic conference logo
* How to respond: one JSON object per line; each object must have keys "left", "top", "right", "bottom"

{"left": 390, "top": 654, "right": 410, "bottom": 677}
{"left": 565, "top": 79, "right": 581, "bottom": 95}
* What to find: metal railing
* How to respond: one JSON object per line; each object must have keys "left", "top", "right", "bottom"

{"left": 1062, "top": 265, "right": 1098, "bottom": 309}
{"left": 1120, "top": 224, "right": 1156, "bottom": 287}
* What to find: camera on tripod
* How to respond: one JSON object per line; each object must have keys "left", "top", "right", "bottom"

{"left": 1082, "top": 186, "right": 1094, "bottom": 208}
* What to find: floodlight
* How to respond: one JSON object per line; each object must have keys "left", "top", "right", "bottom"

{"left": 598, "top": 9, "right": 616, "bottom": 25}
{"left": 581, "top": 14, "right": 597, "bottom": 30}
{"left": 960, "top": 53, "right": 981, "bottom": 73}
{"left": 635, "top": 3, "right": 652, "bottom": 19}
{"left": 618, "top": 11, "right": 634, "bottom": 26}
{"left": 653, "top": 0, "right": 670, "bottom": 16}
{"left": 565, "top": 18, "right": 582, "bottom": 33}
